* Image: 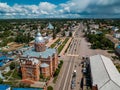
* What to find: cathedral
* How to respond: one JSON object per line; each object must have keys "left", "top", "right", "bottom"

{"left": 20, "top": 29, "right": 58, "bottom": 81}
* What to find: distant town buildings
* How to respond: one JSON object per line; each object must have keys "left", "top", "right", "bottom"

{"left": 20, "top": 29, "right": 58, "bottom": 81}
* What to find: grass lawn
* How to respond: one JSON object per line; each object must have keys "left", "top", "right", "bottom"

{"left": 58, "top": 38, "right": 69, "bottom": 54}
{"left": 50, "top": 38, "right": 60, "bottom": 48}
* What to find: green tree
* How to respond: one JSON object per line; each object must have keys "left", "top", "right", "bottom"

{"left": 53, "top": 29, "right": 56, "bottom": 39}
{"left": 56, "top": 27, "right": 61, "bottom": 33}
{"left": 69, "top": 31, "right": 72, "bottom": 37}
{"left": 62, "top": 31, "right": 65, "bottom": 37}
{"left": 40, "top": 74, "right": 44, "bottom": 79}
{"left": 47, "top": 86, "right": 53, "bottom": 90}
{"left": 54, "top": 68, "right": 60, "bottom": 77}
{"left": 10, "top": 62, "right": 15, "bottom": 70}
{"left": 0, "top": 78, "right": 3, "bottom": 84}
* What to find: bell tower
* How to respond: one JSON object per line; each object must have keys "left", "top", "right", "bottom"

{"left": 34, "top": 28, "right": 46, "bottom": 52}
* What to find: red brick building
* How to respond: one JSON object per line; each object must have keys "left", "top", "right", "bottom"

{"left": 20, "top": 29, "right": 58, "bottom": 81}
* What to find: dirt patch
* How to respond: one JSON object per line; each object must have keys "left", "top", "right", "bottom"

{"left": 3, "top": 42, "right": 24, "bottom": 51}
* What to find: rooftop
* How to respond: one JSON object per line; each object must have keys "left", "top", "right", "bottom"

{"left": 0, "top": 56, "right": 13, "bottom": 61}
{"left": 35, "top": 31, "right": 45, "bottom": 43}
{"left": 28, "top": 58, "right": 39, "bottom": 64}
{"left": 47, "top": 22, "right": 54, "bottom": 30}
{"left": 13, "top": 88, "right": 43, "bottom": 90}
{"left": 90, "top": 54, "right": 120, "bottom": 90}
{"left": 40, "top": 63, "right": 49, "bottom": 68}
{"left": 0, "top": 84, "right": 10, "bottom": 90}
{"left": 22, "top": 47, "right": 56, "bottom": 58}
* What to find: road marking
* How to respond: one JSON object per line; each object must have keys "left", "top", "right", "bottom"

{"left": 67, "top": 54, "right": 79, "bottom": 56}
{"left": 57, "top": 61, "right": 67, "bottom": 89}
{"left": 63, "top": 58, "right": 72, "bottom": 90}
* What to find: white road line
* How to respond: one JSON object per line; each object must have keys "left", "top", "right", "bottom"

{"left": 57, "top": 61, "right": 66, "bottom": 89}
{"left": 63, "top": 58, "right": 72, "bottom": 90}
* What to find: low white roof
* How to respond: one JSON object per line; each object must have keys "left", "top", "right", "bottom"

{"left": 90, "top": 54, "right": 120, "bottom": 90}
{"left": 28, "top": 58, "right": 39, "bottom": 65}
{"left": 40, "top": 63, "right": 49, "bottom": 68}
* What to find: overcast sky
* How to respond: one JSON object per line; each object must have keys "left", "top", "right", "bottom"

{"left": 0, "top": 0, "right": 120, "bottom": 19}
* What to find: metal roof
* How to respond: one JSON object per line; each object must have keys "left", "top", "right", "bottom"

{"left": 13, "top": 88, "right": 43, "bottom": 90}
{"left": 35, "top": 32, "right": 45, "bottom": 43}
{"left": 40, "top": 63, "right": 49, "bottom": 68}
{"left": 90, "top": 54, "right": 120, "bottom": 90}
{"left": 23, "top": 47, "right": 56, "bottom": 58}
{"left": 28, "top": 58, "right": 39, "bottom": 64}
{"left": 0, "top": 84, "right": 10, "bottom": 90}
{"left": 47, "top": 22, "right": 54, "bottom": 30}
{"left": 0, "top": 62, "right": 4, "bottom": 67}
{"left": 0, "top": 56, "right": 14, "bottom": 61}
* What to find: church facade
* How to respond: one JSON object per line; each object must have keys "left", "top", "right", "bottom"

{"left": 20, "top": 29, "right": 58, "bottom": 81}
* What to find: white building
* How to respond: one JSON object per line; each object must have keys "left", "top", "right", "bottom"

{"left": 112, "top": 27, "right": 119, "bottom": 32}
{"left": 114, "top": 33, "right": 120, "bottom": 38}
{"left": 65, "top": 31, "right": 70, "bottom": 37}
{"left": 89, "top": 24, "right": 99, "bottom": 29}
{"left": 89, "top": 54, "right": 120, "bottom": 90}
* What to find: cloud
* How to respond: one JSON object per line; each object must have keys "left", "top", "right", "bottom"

{"left": 39, "top": 2, "right": 56, "bottom": 11}
{"left": 0, "top": 2, "right": 58, "bottom": 18}
{"left": 59, "top": 0, "right": 120, "bottom": 16}
{"left": 0, "top": 0, "right": 120, "bottom": 18}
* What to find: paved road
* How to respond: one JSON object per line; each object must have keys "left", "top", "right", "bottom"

{"left": 54, "top": 23, "right": 100, "bottom": 90}
{"left": 54, "top": 23, "right": 84, "bottom": 90}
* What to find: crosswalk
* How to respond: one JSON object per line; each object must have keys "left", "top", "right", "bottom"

{"left": 66, "top": 54, "right": 79, "bottom": 57}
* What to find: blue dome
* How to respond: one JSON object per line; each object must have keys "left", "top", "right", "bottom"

{"left": 35, "top": 32, "right": 45, "bottom": 43}
{"left": 36, "top": 32, "right": 41, "bottom": 37}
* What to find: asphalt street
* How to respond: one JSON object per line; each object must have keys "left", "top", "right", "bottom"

{"left": 54, "top": 23, "right": 84, "bottom": 90}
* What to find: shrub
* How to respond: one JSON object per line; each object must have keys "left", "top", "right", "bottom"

{"left": 47, "top": 86, "right": 53, "bottom": 90}
{"left": 10, "top": 62, "right": 15, "bottom": 70}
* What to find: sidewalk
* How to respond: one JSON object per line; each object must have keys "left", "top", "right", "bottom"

{"left": 59, "top": 37, "right": 72, "bottom": 56}
{"left": 46, "top": 37, "right": 58, "bottom": 47}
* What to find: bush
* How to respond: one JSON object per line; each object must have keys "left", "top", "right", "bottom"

{"left": 58, "top": 38, "right": 69, "bottom": 54}
{"left": 54, "top": 68, "right": 60, "bottom": 77}
{"left": 86, "top": 34, "right": 114, "bottom": 50}
{"left": 10, "top": 62, "right": 15, "bottom": 70}
{"left": 107, "top": 50, "right": 115, "bottom": 53}
{"left": 47, "top": 86, "right": 53, "bottom": 90}
{"left": 53, "top": 60, "right": 63, "bottom": 83}
{"left": 40, "top": 74, "right": 44, "bottom": 79}
{"left": 0, "top": 78, "right": 3, "bottom": 84}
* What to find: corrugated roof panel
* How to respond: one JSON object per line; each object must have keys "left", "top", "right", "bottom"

{"left": 90, "top": 55, "right": 110, "bottom": 89}
{"left": 13, "top": 88, "right": 43, "bottom": 90}
{"left": 90, "top": 55, "right": 120, "bottom": 90}
{"left": 0, "top": 84, "right": 10, "bottom": 90}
